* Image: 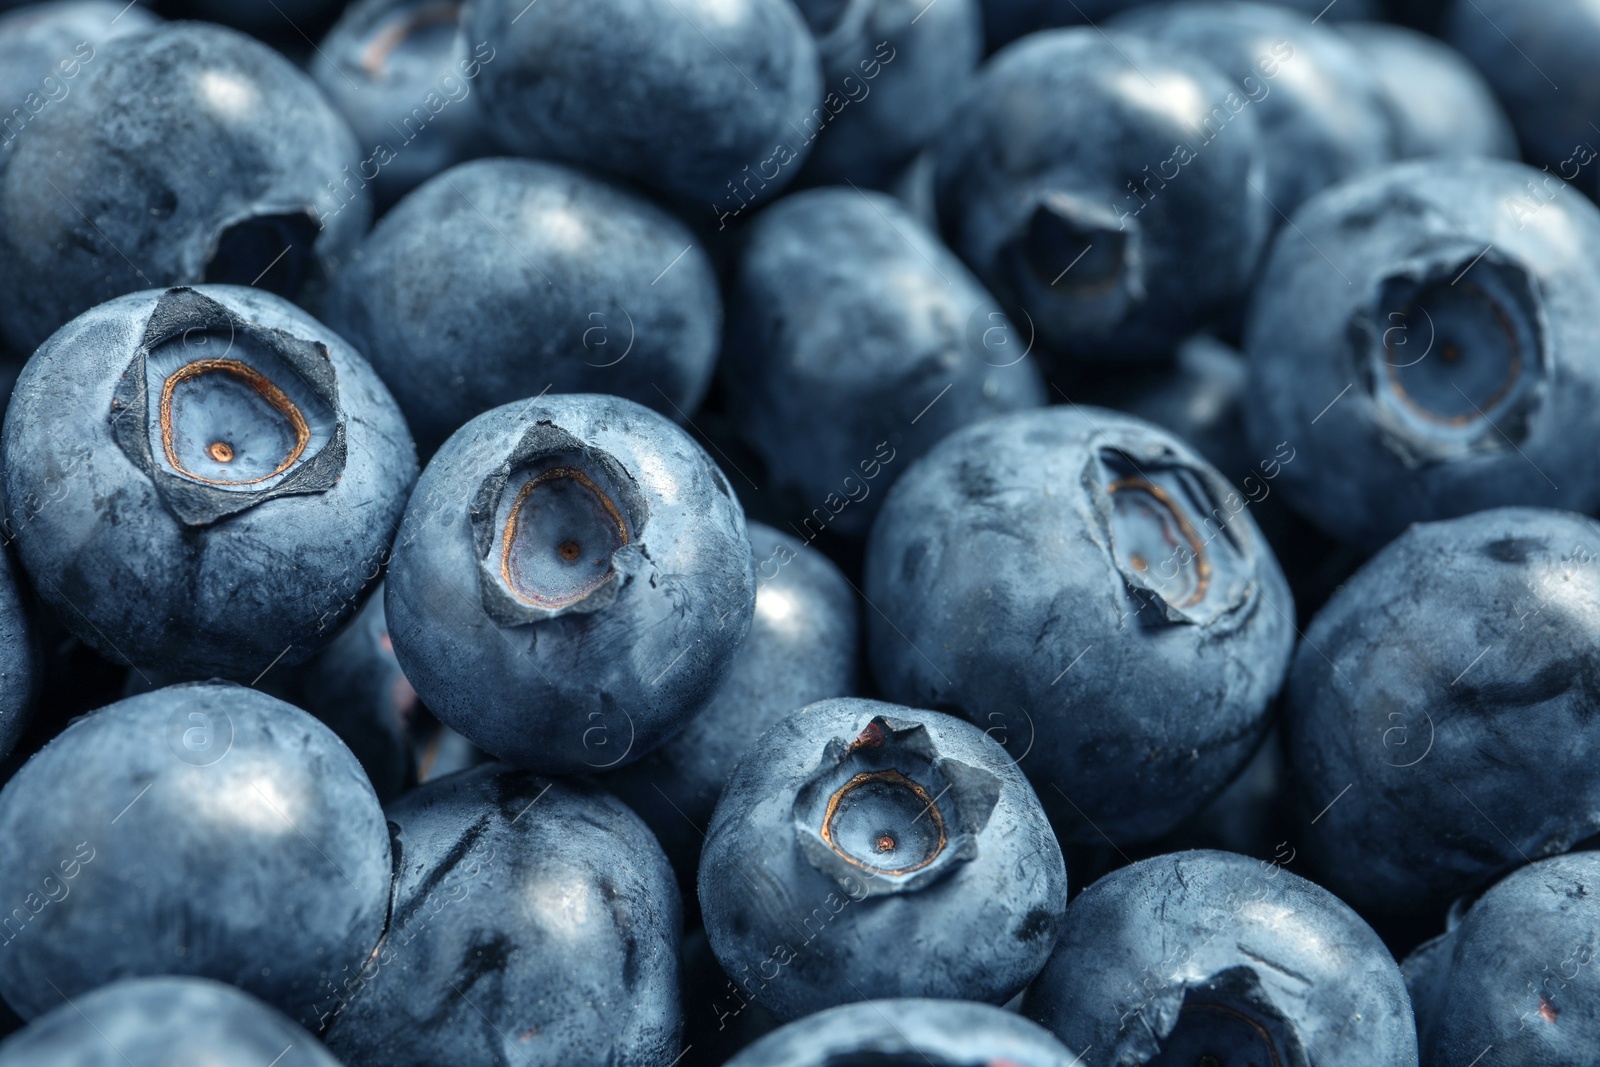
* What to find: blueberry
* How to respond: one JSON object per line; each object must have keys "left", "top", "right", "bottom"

{"left": 1244, "top": 158, "right": 1600, "bottom": 550}
{"left": 1024, "top": 850, "right": 1417, "bottom": 1065}
{"left": 0, "top": 21, "right": 369, "bottom": 355}
{"left": 864, "top": 406, "right": 1294, "bottom": 843}
{"left": 698, "top": 698, "right": 1066, "bottom": 1020}
{"left": 0, "top": 681, "right": 391, "bottom": 1026}
{"left": 1447, "top": 0, "right": 1600, "bottom": 196}
{"left": 603, "top": 522, "right": 860, "bottom": 886}
{"left": 326, "top": 157, "right": 722, "bottom": 457}
{"left": 1109, "top": 1, "right": 1395, "bottom": 218}
{"left": 789, "top": 0, "right": 982, "bottom": 187}
{"left": 0, "top": 0, "right": 160, "bottom": 167}
{"left": 321, "top": 763, "right": 683, "bottom": 1066}
{"left": 385, "top": 393, "right": 755, "bottom": 774}
{"left": 933, "top": 28, "right": 1270, "bottom": 360}
{"left": 1, "top": 285, "right": 416, "bottom": 679}
{"left": 723, "top": 187, "right": 1045, "bottom": 539}
{"left": 1286, "top": 507, "right": 1600, "bottom": 916}
{"left": 0, "top": 544, "right": 36, "bottom": 762}
{"left": 1404, "top": 851, "right": 1600, "bottom": 1064}
{"left": 311, "top": 0, "right": 493, "bottom": 208}
{"left": 0, "top": 976, "right": 342, "bottom": 1066}
{"left": 464, "top": 0, "right": 821, "bottom": 207}
{"left": 724, "top": 998, "right": 1079, "bottom": 1067}
{"left": 1341, "top": 21, "right": 1517, "bottom": 161}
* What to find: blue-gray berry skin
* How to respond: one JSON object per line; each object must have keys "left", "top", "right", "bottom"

{"left": 1341, "top": 21, "right": 1517, "bottom": 161}
{"left": 699, "top": 699, "right": 1067, "bottom": 1021}
{"left": 865, "top": 406, "right": 1294, "bottom": 844}
{"left": 1025, "top": 850, "right": 1418, "bottom": 1067}
{"left": 312, "top": 0, "right": 493, "bottom": 208}
{"left": 979, "top": 0, "right": 1376, "bottom": 50}
{"left": 0, "top": 1, "right": 161, "bottom": 166}
{"left": 1, "top": 285, "right": 417, "bottom": 680}
{"left": 0, "top": 544, "right": 37, "bottom": 762}
{"left": 725, "top": 998, "right": 1081, "bottom": 1067}
{"left": 1109, "top": 1, "right": 1395, "bottom": 217}
{"left": 1244, "top": 158, "right": 1600, "bottom": 550}
{"left": 0, "top": 21, "right": 370, "bottom": 355}
{"left": 723, "top": 187, "right": 1045, "bottom": 539}
{"left": 1404, "top": 852, "right": 1600, "bottom": 1065}
{"left": 603, "top": 522, "right": 860, "bottom": 886}
{"left": 790, "top": 0, "right": 982, "bottom": 187}
{"left": 1287, "top": 508, "right": 1600, "bottom": 917}
{"left": 385, "top": 394, "right": 755, "bottom": 775}
{"left": 0, "top": 682, "right": 391, "bottom": 1027}
{"left": 933, "top": 28, "right": 1270, "bottom": 361}
{"left": 1446, "top": 0, "right": 1600, "bottom": 197}
{"left": 326, "top": 158, "right": 722, "bottom": 457}
{"left": 322, "top": 764, "right": 683, "bottom": 1067}
{"left": 0, "top": 977, "right": 342, "bottom": 1067}
{"left": 464, "top": 0, "right": 821, "bottom": 206}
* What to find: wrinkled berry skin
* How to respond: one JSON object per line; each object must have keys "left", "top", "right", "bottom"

{"left": 0, "top": 21, "right": 369, "bottom": 355}
{"left": 791, "top": 0, "right": 982, "bottom": 187}
{"left": 326, "top": 158, "right": 721, "bottom": 457}
{"left": 1341, "top": 21, "right": 1517, "bottom": 161}
{"left": 313, "top": 0, "right": 493, "bottom": 208}
{"left": 323, "top": 764, "right": 683, "bottom": 1067}
{"left": 2, "top": 285, "right": 417, "bottom": 679}
{"left": 465, "top": 0, "right": 821, "bottom": 206}
{"left": 1286, "top": 508, "right": 1600, "bottom": 916}
{"left": 0, "top": 545, "right": 36, "bottom": 762}
{"left": 725, "top": 998, "right": 1080, "bottom": 1067}
{"left": 865, "top": 407, "right": 1294, "bottom": 844}
{"left": 724, "top": 188, "right": 1045, "bottom": 538}
{"left": 699, "top": 699, "right": 1067, "bottom": 1021}
{"left": 0, "top": 682, "right": 391, "bottom": 1027}
{"left": 1244, "top": 159, "right": 1600, "bottom": 550}
{"left": 0, "top": 1, "right": 160, "bottom": 167}
{"left": 1110, "top": 1, "right": 1395, "bottom": 217}
{"left": 934, "top": 28, "right": 1270, "bottom": 360}
{"left": 1025, "top": 850, "right": 1417, "bottom": 1066}
{"left": 385, "top": 394, "right": 755, "bottom": 775}
{"left": 1404, "top": 852, "right": 1600, "bottom": 1065}
{"left": 1447, "top": 0, "right": 1600, "bottom": 197}
{"left": 604, "top": 523, "right": 859, "bottom": 887}
{"left": 0, "top": 977, "right": 342, "bottom": 1067}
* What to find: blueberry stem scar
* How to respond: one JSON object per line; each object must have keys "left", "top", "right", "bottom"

{"left": 1383, "top": 280, "right": 1521, "bottom": 427}
{"left": 359, "top": 2, "right": 461, "bottom": 76}
{"left": 498, "top": 465, "right": 630, "bottom": 608}
{"left": 159, "top": 358, "right": 310, "bottom": 485}
{"left": 1107, "top": 476, "right": 1211, "bottom": 606}
{"left": 820, "top": 769, "right": 947, "bottom": 876}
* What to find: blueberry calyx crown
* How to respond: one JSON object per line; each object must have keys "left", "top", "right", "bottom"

{"left": 470, "top": 419, "right": 649, "bottom": 625}
{"left": 792, "top": 716, "right": 1001, "bottom": 898}
{"left": 1093, "top": 445, "right": 1253, "bottom": 627}
{"left": 110, "top": 287, "right": 348, "bottom": 526}
{"left": 1001, "top": 191, "right": 1145, "bottom": 335}
{"left": 1360, "top": 246, "right": 1546, "bottom": 465}
{"left": 1139, "top": 966, "right": 1309, "bottom": 1067}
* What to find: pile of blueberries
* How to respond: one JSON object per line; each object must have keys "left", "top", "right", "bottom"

{"left": 0, "top": 0, "right": 1597, "bottom": 1062}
